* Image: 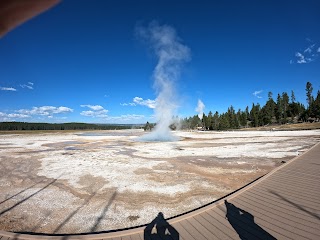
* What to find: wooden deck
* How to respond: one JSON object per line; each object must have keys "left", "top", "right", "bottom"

{"left": 1, "top": 143, "right": 319, "bottom": 240}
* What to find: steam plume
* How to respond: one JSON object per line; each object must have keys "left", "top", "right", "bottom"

{"left": 137, "top": 22, "right": 190, "bottom": 141}
{"left": 196, "top": 99, "right": 205, "bottom": 119}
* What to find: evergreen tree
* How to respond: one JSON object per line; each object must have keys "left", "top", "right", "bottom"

{"left": 275, "top": 94, "right": 282, "bottom": 123}
{"left": 213, "top": 111, "right": 219, "bottom": 130}
{"left": 306, "top": 81, "right": 314, "bottom": 107}
{"left": 219, "top": 113, "right": 230, "bottom": 130}
{"left": 291, "top": 90, "right": 296, "bottom": 103}
{"left": 250, "top": 103, "right": 260, "bottom": 127}
{"left": 202, "top": 113, "right": 208, "bottom": 129}
{"left": 207, "top": 111, "right": 213, "bottom": 130}
{"left": 264, "top": 91, "right": 275, "bottom": 124}
{"left": 314, "top": 90, "right": 320, "bottom": 118}
{"left": 282, "top": 92, "right": 289, "bottom": 124}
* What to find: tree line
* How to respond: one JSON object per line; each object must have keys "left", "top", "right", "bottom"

{"left": 179, "top": 81, "right": 320, "bottom": 130}
{"left": 0, "top": 122, "right": 137, "bottom": 131}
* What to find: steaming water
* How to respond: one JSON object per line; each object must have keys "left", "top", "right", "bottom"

{"left": 137, "top": 22, "right": 190, "bottom": 142}
{"left": 138, "top": 129, "right": 180, "bottom": 142}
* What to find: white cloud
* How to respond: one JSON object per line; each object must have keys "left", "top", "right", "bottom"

{"left": 120, "top": 102, "right": 136, "bottom": 106}
{"left": 1, "top": 106, "right": 72, "bottom": 122}
{"left": 28, "top": 82, "right": 34, "bottom": 85}
{"left": 295, "top": 52, "right": 307, "bottom": 64}
{"left": 121, "top": 97, "right": 156, "bottom": 109}
{"left": 80, "top": 105, "right": 108, "bottom": 118}
{"left": 291, "top": 41, "right": 319, "bottom": 64}
{"left": 20, "top": 83, "right": 34, "bottom": 89}
{"left": 0, "top": 112, "right": 30, "bottom": 121}
{"left": 80, "top": 105, "right": 104, "bottom": 111}
{"left": 133, "top": 97, "right": 156, "bottom": 108}
{"left": 304, "top": 44, "right": 315, "bottom": 53}
{"left": 0, "top": 87, "right": 17, "bottom": 91}
{"left": 107, "top": 114, "right": 145, "bottom": 121}
{"left": 253, "top": 90, "right": 263, "bottom": 98}
{"left": 17, "top": 106, "right": 73, "bottom": 116}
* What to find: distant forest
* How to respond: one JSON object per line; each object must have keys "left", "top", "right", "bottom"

{"left": 0, "top": 122, "right": 139, "bottom": 131}
{"left": 178, "top": 81, "right": 320, "bottom": 130}
{"left": 1, "top": 82, "right": 319, "bottom": 132}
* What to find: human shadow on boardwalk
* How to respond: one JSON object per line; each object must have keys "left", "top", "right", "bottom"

{"left": 225, "top": 200, "right": 276, "bottom": 240}
{"left": 144, "top": 212, "right": 179, "bottom": 240}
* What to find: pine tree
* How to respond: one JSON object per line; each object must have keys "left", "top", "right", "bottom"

{"left": 219, "top": 113, "right": 230, "bottom": 130}
{"left": 282, "top": 92, "right": 289, "bottom": 124}
{"left": 276, "top": 94, "right": 282, "bottom": 123}
{"left": 207, "top": 111, "right": 213, "bottom": 130}
{"left": 291, "top": 90, "right": 296, "bottom": 103}
{"left": 213, "top": 111, "right": 219, "bottom": 130}
{"left": 306, "top": 82, "right": 314, "bottom": 107}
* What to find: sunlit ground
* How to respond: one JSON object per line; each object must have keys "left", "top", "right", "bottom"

{"left": 0, "top": 129, "right": 319, "bottom": 233}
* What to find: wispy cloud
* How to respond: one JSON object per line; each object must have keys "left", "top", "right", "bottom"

{"left": 17, "top": 106, "right": 73, "bottom": 117}
{"left": 121, "top": 97, "right": 156, "bottom": 109}
{"left": 120, "top": 102, "right": 136, "bottom": 106}
{"left": 107, "top": 114, "right": 145, "bottom": 121}
{"left": 80, "top": 104, "right": 108, "bottom": 118}
{"left": 0, "top": 112, "right": 30, "bottom": 121}
{"left": 80, "top": 105, "right": 104, "bottom": 111}
{"left": 253, "top": 90, "right": 263, "bottom": 98}
{"left": 20, "top": 82, "right": 34, "bottom": 90}
{"left": 0, "top": 106, "right": 72, "bottom": 121}
{"left": 0, "top": 87, "right": 17, "bottom": 91}
{"left": 291, "top": 40, "right": 319, "bottom": 64}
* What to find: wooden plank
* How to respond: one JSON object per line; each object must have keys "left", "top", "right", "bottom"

{"left": 0, "top": 236, "right": 11, "bottom": 240}
{"left": 181, "top": 219, "right": 208, "bottom": 240}
{"left": 235, "top": 193, "right": 320, "bottom": 234}
{"left": 120, "top": 235, "right": 131, "bottom": 240}
{"left": 246, "top": 183, "right": 320, "bottom": 209}
{"left": 242, "top": 189, "right": 320, "bottom": 227}
{"left": 188, "top": 215, "right": 218, "bottom": 239}
{"left": 213, "top": 204, "right": 268, "bottom": 240}
{"left": 195, "top": 213, "right": 235, "bottom": 239}
{"left": 252, "top": 184, "right": 320, "bottom": 207}
{"left": 128, "top": 233, "right": 142, "bottom": 240}
{"left": 202, "top": 210, "right": 239, "bottom": 239}
{"left": 172, "top": 222, "right": 195, "bottom": 240}
{"left": 265, "top": 174, "right": 320, "bottom": 189}
{"left": 260, "top": 176, "right": 320, "bottom": 194}
{"left": 231, "top": 198, "right": 316, "bottom": 239}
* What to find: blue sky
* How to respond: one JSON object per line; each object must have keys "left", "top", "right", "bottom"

{"left": 1, "top": 0, "right": 320, "bottom": 123}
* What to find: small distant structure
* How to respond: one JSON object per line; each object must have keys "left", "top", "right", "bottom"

{"left": 307, "top": 117, "right": 319, "bottom": 123}
{"left": 143, "top": 121, "right": 154, "bottom": 131}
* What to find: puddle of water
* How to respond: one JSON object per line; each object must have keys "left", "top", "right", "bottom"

{"left": 77, "top": 131, "right": 143, "bottom": 137}
{"left": 63, "top": 141, "right": 83, "bottom": 145}
{"left": 65, "top": 147, "right": 81, "bottom": 150}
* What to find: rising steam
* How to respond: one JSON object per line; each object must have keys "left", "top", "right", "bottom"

{"left": 137, "top": 22, "right": 190, "bottom": 141}
{"left": 196, "top": 99, "right": 205, "bottom": 119}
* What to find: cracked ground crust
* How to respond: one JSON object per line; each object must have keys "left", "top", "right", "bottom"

{"left": 0, "top": 130, "right": 319, "bottom": 233}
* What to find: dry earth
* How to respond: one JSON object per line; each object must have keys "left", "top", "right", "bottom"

{"left": 0, "top": 129, "right": 319, "bottom": 234}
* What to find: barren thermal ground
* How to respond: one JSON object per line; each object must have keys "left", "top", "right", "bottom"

{"left": 0, "top": 129, "right": 319, "bottom": 234}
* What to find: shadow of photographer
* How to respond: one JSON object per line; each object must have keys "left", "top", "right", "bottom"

{"left": 144, "top": 212, "right": 179, "bottom": 240}
{"left": 225, "top": 200, "right": 276, "bottom": 240}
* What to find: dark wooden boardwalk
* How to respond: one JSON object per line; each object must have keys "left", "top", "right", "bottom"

{"left": 1, "top": 143, "right": 319, "bottom": 240}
